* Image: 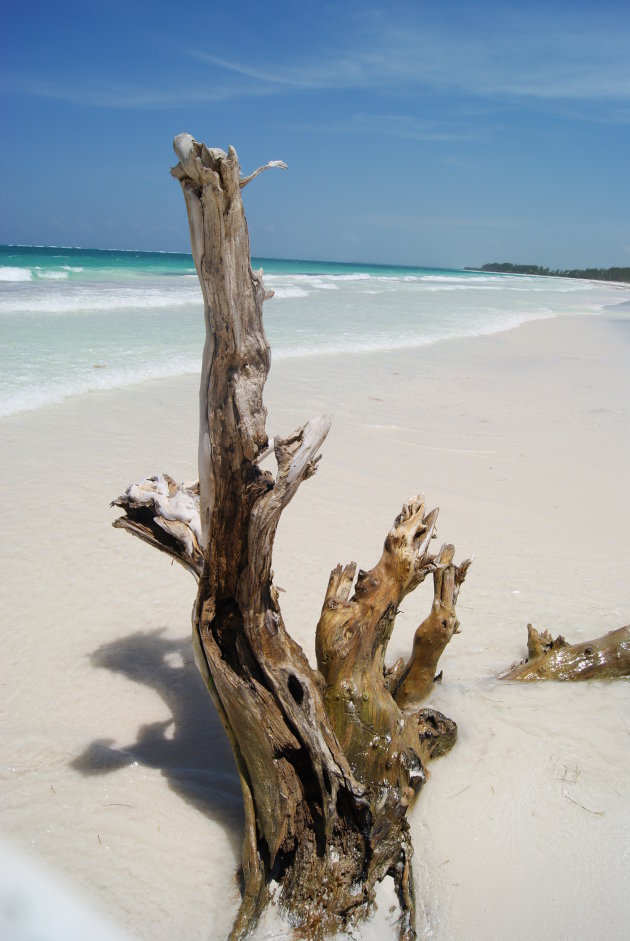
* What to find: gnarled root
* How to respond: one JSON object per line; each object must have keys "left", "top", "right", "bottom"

{"left": 500, "top": 623, "right": 630, "bottom": 681}
{"left": 314, "top": 496, "right": 470, "bottom": 933}
{"left": 394, "top": 545, "right": 471, "bottom": 710}
{"left": 316, "top": 494, "right": 470, "bottom": 803}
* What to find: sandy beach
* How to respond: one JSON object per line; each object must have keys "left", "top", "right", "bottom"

{"left": 1, "top": 311, "right": 629, "bottom": 940}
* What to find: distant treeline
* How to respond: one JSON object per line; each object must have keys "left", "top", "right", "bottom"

{"left": 465, "top": 263, "right": 630, "bottom": 283}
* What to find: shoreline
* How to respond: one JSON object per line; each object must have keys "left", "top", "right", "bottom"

{"left": 1, "top": 313, "right": 629, "bottom": 940}
{"left": 2, "top": 296, "right": 629, "bottom": 421}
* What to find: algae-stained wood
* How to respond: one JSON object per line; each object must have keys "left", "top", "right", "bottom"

{"left": 113, "top": 135, "right": 471, "bottom": 940}
{"left": 500, "top": 624, "right": 630, "bottom": 681}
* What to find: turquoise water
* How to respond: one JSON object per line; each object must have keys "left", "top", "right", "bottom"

{"left": 2, "top": 245, "right": 629, "bottom": 417}
{"left": 0, "top": 245, "right": 197, "bottom": 281}
{"left": 0, "top": 244, "right": 486, "bottom": 282}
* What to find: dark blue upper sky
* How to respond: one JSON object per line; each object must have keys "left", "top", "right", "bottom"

{"left": 2, "top": 0, "right": 629, "bottom": 267}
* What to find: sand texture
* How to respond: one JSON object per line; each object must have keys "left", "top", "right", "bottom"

{"left": 1, "top": 313, "right": 629, "bottom": 939}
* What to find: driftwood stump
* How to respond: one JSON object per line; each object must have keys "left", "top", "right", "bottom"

{"left": 112, "top": 135, "right": 470, "bottom": 940}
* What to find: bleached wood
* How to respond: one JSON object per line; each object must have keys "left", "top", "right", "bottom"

{"left": 112, "top": 476, "right": 202, "bottom": 577}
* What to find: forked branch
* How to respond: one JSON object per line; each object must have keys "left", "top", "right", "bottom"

{"left": 316, "top": 495, "right": 471, "bottom": 800}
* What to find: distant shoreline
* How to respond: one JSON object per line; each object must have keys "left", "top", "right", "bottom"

{"left": 465, "top": 262, "right": 630, "bottom": 283}
{"left": 4, "top": 244, "right": 629, "bottom": 283}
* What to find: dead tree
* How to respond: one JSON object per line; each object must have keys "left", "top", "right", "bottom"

{"left": 112, "top": 135, "right": 470, "bottom": 940}
{"left": 500, "top": 624, "right": 630, "bottom": 681}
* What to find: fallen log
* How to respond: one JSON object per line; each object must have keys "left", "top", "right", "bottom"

{"left": 500, "top": 624, "right": 630, "bottom": 681}
{"left": 112, "top": 135, "right": 471, "bottom": 940}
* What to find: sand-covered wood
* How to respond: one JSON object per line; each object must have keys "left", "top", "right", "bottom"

{"left": 500, "top": 624, "right": 630, "bottom": 681}
{"left": 112, "top": 135, "right": 471, "bottom": 940}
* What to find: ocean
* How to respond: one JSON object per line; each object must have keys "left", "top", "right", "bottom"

{"left": 1, "top": 244, "right": 629, "bottom": 418}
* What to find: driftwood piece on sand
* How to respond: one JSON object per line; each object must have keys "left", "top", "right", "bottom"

{"left": 500, "top": 623, "right": 630, "bottom": 681}
{"left": 112, "top": 135, "right": 471, "bottom": 940}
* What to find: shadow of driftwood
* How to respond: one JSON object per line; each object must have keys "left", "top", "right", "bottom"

{"left": 72, "top": 629, "right": 242, "bottom": 846}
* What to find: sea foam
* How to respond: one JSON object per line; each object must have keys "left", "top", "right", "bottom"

{"left": 0, "top": 267, "right": 33, "bottom": 281}
{"left": 2, "top": 248, "right": 629, "bottom": 418}
{"left": 0, "top": 284, "right": 202, "bottom": 315}
{"left": 0, "top": 355, "right": 202, "bottom": 418}
{"left": 35, "top": 268, "right": 69, "bottom": 280}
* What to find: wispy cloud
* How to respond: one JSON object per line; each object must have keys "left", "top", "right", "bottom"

{"left": 4, "top": 7, "right": 629, "bottom": 112}
{"left": 286, "top": 113, "right": 475, "bottom": 143}
{"left": 442, "top": 155, "right": 476, "bottom": 169}
{"left": 186, "top": 51, "right": 320, "bottom": 89}
{"left": 1, "top": 75, "right": 273, "bottom": 109}
{"left": 351, "top": 211, "right": 522, "bottom": 231}
{"left": 188, "top": 16, "right": 630, "bottom": 105}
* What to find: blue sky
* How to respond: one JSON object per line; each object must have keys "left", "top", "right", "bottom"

{"left": 2, "top": 0, "right": 629, "bottom": 267}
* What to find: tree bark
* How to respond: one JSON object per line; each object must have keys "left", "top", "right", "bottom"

{"left": 500, "top": 624, "right": 630, "bottom": 681}
{"left": 112, "top": 135, "right": 470, "bottom": 939}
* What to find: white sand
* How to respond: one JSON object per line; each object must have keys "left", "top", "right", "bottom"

{"left": 1, "top": 313, "right": 629, "bottom": 940}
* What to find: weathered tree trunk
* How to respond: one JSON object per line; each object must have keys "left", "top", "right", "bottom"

{"left": 500, "top": 624, "right": 630, "bottom": 681}
{"left": 112, "top": 135, "right": 470, "bottom": 940}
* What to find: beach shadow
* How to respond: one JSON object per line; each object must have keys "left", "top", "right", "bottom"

{"left": 72, "top": 628, "right": 242, "bottom": 848}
